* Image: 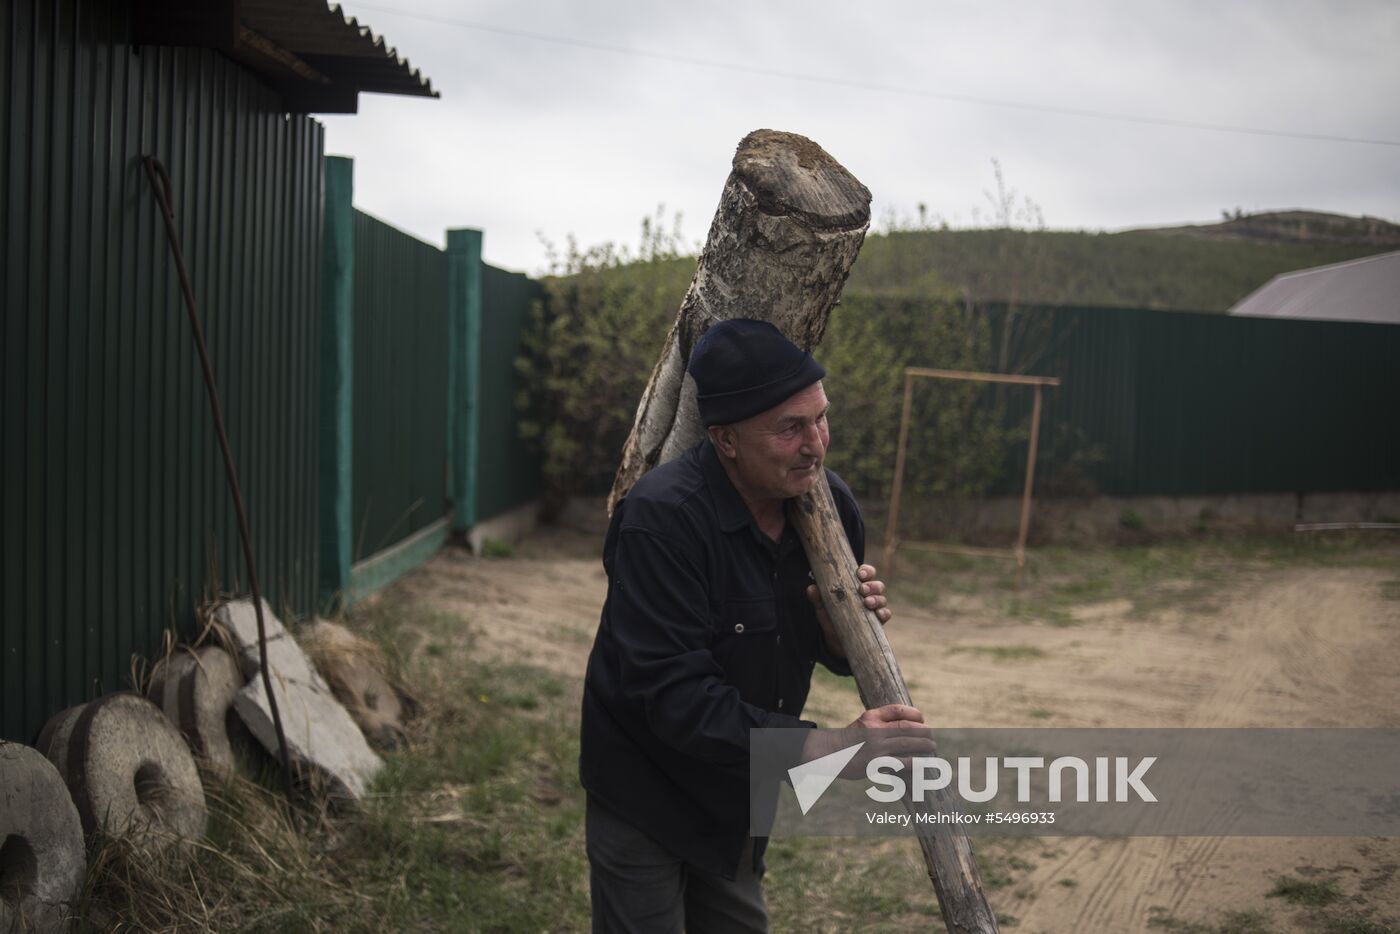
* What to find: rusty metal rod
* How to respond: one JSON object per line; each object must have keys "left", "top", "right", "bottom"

{"left": 142, "top": 155, "right": 296, "bottom": 804}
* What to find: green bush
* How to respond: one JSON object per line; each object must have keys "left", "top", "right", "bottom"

{"left": 516, "top": 210, "right": 694, "bottom": 513}
{"left": 820, "top": 292, "right": 1012, "bottom": 503}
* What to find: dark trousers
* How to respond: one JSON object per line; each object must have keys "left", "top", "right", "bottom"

{"left": 586, "top": 796, "right": 768, "bottom": 934}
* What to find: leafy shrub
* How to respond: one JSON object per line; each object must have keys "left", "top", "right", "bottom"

{"left": 820, "top": 292, "right": 1012, "bottom": 503}
{"left": 516, "top": 210, "right": 694, "bottom": 514}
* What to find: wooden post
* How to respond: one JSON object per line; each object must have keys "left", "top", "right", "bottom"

{"left": 883, "top": 371, "right": 915, "bottom": 575}
{"left": 1014, "top": 383, "right": 1044, "bottom": 585}
{"left": 610, "top": 130, "right": 999, "bottom": 934}
{"left": 882, "top": 369, "right": 1057, "bottom": 579}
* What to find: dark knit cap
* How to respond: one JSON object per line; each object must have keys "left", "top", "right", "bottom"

{"left": 688, "top": 319, "right": 826, "bottom": 427}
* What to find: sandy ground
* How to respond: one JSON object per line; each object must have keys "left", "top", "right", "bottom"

{"left": 390, "top": 527, "right": 1400, "bottom": 933}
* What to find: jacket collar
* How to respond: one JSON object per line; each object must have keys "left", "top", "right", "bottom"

{"left": 698, "top": 440, "right": 757, "bottom": 534}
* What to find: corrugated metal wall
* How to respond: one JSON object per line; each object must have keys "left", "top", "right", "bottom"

{"left": 958, "top": 304, "right": 1400, "bottom": 496}
{"left": 350, "top": 210, "right": 450, "bottom": 561}
{"left": 478, "top": 263, "right": 543, "bottom": 520}
{"left": 1, "top": 0, "right": 323, "bottom": 742}
{"left": 1121, "top": 308, "right": 1397, "bottom": 493}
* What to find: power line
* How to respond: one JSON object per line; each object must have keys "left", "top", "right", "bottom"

{"left": 346, "top": 3, "right": 1400, "bottom": 148}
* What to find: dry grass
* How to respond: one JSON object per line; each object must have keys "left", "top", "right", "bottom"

{"left": 78, "top": 769, "right": 359, "bottom": 931}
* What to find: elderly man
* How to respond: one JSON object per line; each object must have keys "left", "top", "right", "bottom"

{"left": 579, "top": 319, "right": 925, "bottom": 933}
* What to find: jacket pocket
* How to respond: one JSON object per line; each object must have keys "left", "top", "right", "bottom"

{"left": 713, "top": 596, "right": 777, "bottom": 706}
{"left": 719, "top": 596, "right": 777, "bottom": 636}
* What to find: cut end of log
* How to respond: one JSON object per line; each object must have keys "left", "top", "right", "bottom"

{"left": 734, "top": 130, "right": 872, "bottom": 232}
{"left": 607, "top": 129, "right": 871, "bottom": 513}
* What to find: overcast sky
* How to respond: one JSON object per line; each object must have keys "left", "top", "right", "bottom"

{"left": 322, "top": 0, "right": 1400, "bottom": 274}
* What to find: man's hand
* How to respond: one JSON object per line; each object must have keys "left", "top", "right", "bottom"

{"left": 801, "top": 704, "right": 935, "bottom": 778}
{"left": 805, "top": 564, "right": 891, "bottom": 658}
{"left": 846, "top": 703, "right": 923, "bottom": 732}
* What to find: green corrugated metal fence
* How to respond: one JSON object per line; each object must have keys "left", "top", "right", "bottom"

{"left": 315, "top": 197, "right": 544, "bottom": 605}
{"left": 349, "top": 210, "right": 451, "bottom": 563}
{"left": 478, "top": 264, "right": 544, "bottom": 520}
{"left": 2, "top": 0, "right": 323, "bottom": 742}
{"left": 930, "top": 304, "right": 1400, "bottom": 497}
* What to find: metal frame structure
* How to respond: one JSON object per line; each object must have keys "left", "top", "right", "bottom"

{"left": 882, "top": 368, "right": 1061, "bottom": 582}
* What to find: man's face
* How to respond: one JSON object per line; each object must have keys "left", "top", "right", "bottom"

{"left": 727, "top": 381, "right": 831, "bottom": 501}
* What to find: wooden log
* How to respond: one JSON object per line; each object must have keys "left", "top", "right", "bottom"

{"left": 607, "top": 129, "right": 872, "bottom": 511}
{"left": 790, "top": 476, "right": 999, "bottom": 934}
{"left": 609, "top": 129, "right": 998, "bottom": 933}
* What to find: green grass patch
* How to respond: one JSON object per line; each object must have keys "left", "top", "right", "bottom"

{"left": 1119, "top": 509, "right": 1147, "bottom": 531}
{"left": 480, "top": 537, "right": 515, "bottom": 559}
{"left": 892, "top": 533, "right": 1399, "bottom": 629}
{"left": 949, "top": 644, "right": 1046, "bottom": 662}
{"left": 1216, "top": 911, "right": 1272, "bottom": 934}
{"left": 1052, "top": 577, "right": 1113, "bottom": 600}
{"left": 811, "top": 663, "right": 862, "bottom": 695}
{"left": 1323, "top": 915, "right": 1398, "bottom": 934}
{"left": 1267, "top": 874, "right": 1342, "bottom": 906}
{"left": 1147, "top": 907, "right": 1271, "bottom": 934}
{"left": 764, "top": 837, "right": 941, "bottom": 931}
{"left": 1147, "top": 909, "right": 1213, "bottom": 934}
{"left": 963, "top": 837, "right": 1042, "bottom": 895}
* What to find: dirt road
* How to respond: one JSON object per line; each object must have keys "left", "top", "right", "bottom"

{"left": 392, "top": 526, "right": 1400, "bottom": 932}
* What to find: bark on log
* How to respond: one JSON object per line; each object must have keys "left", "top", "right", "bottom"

{"left": 608, "top": 129, "right": 872, "bottom": 511}
{"left": 608, "top": 129, "right": 998, "bottom": 933}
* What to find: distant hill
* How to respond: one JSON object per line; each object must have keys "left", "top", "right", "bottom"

{"left": 1126, "top": 210, "right": 1400, "bottom": 248}
{"left": 843, "top": 211, "right": 1399, "bottom": 312}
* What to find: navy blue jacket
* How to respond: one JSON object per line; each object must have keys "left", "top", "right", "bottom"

{"left": 579, "top": 440, "right": 865, "bottom": 878}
